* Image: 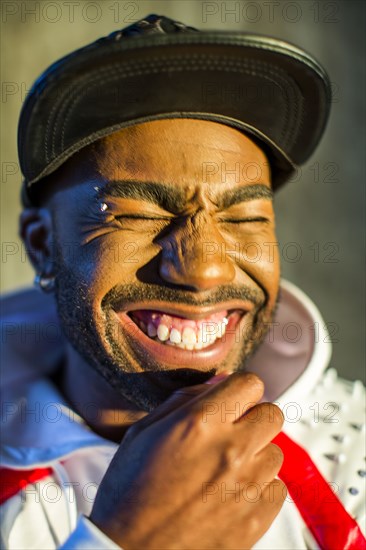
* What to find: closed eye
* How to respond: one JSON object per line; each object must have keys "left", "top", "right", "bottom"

{"left": 115, "top": 214, "right": 173, "bottom": 221}
{"left": 218, "top": 217, "right": 270, "bottom": 224}
{"left": 113, "top": 214, "right": 175, "bottom": 233}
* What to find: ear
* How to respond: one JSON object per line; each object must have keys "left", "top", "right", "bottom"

{"left": 19, "top": 208, "right": 55, "bottom": 276}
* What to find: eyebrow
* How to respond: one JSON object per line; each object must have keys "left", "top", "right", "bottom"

{"left": 99, "top": 181, "right": 186, "bottom": 212}
{"left": 99, "top": 181, "right": 273, "bottom": 212}
{"left": 215, "top": 185, "right": 273, "bottom": 209}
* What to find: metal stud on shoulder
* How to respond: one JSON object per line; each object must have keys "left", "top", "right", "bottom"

{"left": 324, "top": 453, "right": 346, "bottom": 464}
{"left": 349, "top": 423, "right": 365, "bottom": 431}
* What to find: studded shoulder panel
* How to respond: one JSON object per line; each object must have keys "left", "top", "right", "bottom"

{"left": 279, "top": 368, "right": 365, "bottom": 532}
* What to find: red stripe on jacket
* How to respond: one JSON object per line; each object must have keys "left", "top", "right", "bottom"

{"left": 0, "top": 467, "right": 53, "bottom": 504}
{"left": 273, "top": 432, "right": 366, "bottom": 550}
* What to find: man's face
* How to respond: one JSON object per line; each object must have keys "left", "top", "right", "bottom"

{"left": 48, "top": 119, "right": 280, "bottom": 411}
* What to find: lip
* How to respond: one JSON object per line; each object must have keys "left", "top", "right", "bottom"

{"left": 111, "top": 301, "right": 255, "bottom": 369}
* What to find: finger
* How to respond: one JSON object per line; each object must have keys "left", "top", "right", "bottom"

{"left": 260, "top": 478, "right": 287, "bottom": 508}
{"left": 235, "top": 479, "right": 286, "bottom": 545}
{"left": 128, "top": 372, "right": 264, "bottom": 440}
{"left": 248, "top": 443, "right": 284, "bottom": 482}
{"left": 203, "top": 371, "right": 234, "bottom": 385}
{"left": 143, "top": 372, "right": 233, "bottom": 423}
{"left": 125, "top": 372, "right": 233, "bottom": 436}
{"left": 146, "top": 385, "right": 209, "bottom": 422}
{"left": 179, "top": 372, "right": 265, "bottom": 427}
{"left": 235, "top": 402, "right": 284, "bottom": 453}
{"left": 224, "top": 443, "right": 283, "bottom": 491}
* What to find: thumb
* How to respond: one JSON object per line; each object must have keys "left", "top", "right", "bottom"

{"left": 156, "top": 369, "right": 233, "bottom": 412}
{"left": 126, "top": 370, "right": 233, "bottom": 437}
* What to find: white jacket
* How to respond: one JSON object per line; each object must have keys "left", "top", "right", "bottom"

{"left": 1, "top": 280, "right": 365, "bottom": 549}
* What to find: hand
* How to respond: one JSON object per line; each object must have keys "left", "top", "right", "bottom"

{"left": 90, "top": 372, "right": 286, "bottom": 549}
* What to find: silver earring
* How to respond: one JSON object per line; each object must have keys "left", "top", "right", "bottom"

{"left": 34, "top": 273, "right": 55, "bottom": 293}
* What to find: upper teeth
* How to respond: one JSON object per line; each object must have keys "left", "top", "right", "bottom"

{"left": 157, "top": 324, "right": 169, "bottom": 342}
{"left": 170, "top": 328, "right": 182, "bottom": 344}
{"left": 134, "top": 318, "right": 228, "bottom": 350}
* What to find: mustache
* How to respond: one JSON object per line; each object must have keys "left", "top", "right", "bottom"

{"left": 102, "top": 282, "right": 266, "bottom": 310}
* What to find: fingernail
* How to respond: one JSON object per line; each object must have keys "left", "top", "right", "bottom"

{"left": 205, "top": 370, "right": 233, "bottom": 384}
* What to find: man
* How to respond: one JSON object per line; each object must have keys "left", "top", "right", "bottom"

{"left": 1, "top": 14, "right": 365, "bottom": 550}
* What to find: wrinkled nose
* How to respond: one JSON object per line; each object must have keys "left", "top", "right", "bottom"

{"left": 157, "top": 212, "right": 236, "bottom": 291}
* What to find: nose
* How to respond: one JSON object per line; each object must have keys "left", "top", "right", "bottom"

{"left": 157, "top": 211, "right": 236, "bottom": 291}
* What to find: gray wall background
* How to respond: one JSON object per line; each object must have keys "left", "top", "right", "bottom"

{"left": 1, "top": 0, "right": 365, "bottom": 382}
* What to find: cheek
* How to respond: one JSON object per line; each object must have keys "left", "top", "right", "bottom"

{"left": 246, "top": 242, "right": 280, "bottom": 302}
{"left": 222, "top": 227, "right": 280, "bottom": 303}
{"left": 255, "top": 230, "right": 280, "bottom": 281}
{"left": 57, "top": 228, "right": 160, "bottom": 297}
{"left": 260, "top": 244, "right": 280, "bottom": 307}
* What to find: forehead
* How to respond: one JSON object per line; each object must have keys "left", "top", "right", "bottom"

{"left": 93, "top": 118, "right": 270, "bottom": 188}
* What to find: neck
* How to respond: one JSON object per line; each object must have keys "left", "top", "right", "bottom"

{"left": 57, "top": 343, "right": 147, "bottom": 442}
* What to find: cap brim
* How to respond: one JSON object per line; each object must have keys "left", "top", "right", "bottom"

{"left": 18, "top": 32, "right": 331, "bottom": 191}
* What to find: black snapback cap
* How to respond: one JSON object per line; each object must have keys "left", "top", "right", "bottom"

{"left": 18, "top": 14, "right": 332, "bottom": 204}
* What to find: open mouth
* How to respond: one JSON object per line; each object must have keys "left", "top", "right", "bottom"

{"left": 128, "top": 309, "right": 232, "bottom": 351}
{"left": 112, "top": 300, "right": 255, "bottom": 369}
